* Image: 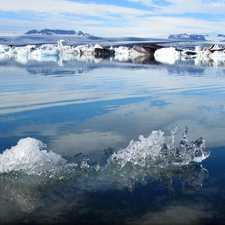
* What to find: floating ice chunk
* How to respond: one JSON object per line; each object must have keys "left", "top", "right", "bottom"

{"left": 192, "top": 44, "right": 225, "bottom": 59}
{"left": 0, "top": 44, "right": 11, "bottom": 53}
{"left": 14, "top": 45, "right": 36, "bottom": 55}
{"left": 193, "top": 46, "right": 210, "bottom": 57}
{"left": 80, "top": 158, "right": 90, "bottom": 169}
{"left": 107, "top": 126, "right": 210, "bottom": 169}
{"left": 57, "top": 39, "right": 67, "bottom": 48}
{"left": 0, "top": 137, "right": 66, "bottom": 175}
{"left": 190, "top": 137, "right": 210, "bottom": 162}
{"left": 154, "top": 47, "right": 180, "bottom": 64}
{"left": 1, "top": 41, "right": 224, "bottom": 66}
{"left": 94, "top": 44, "right": 104, "bottom": 49}
{"left": 209, "top": 50, "right": 225, "bottom": 58}
{"left": 0, "top": 126, "right": 210, "bottom": 195}
{"left": 57, "top": 40, "right": 79, "bottom": 55}
{"left": 195, "top": 45, "right": 203, "bottom": 52}
{"left": 108, "top": 130, "right": 166, "bottom": 168}
{"left": 113, "top": 46, "right": 131, "bottom": 61}
{"left": 114, "top": 46, "right": 130, "bottom": 54}
{"left": 31, "top": 48, "right": 59, "bottom": 56}
{"left": 75, "top": 44, "right": 95, "bottom": 55}
{"left": 130, "top": 45, "right": 150, "bottom": 56}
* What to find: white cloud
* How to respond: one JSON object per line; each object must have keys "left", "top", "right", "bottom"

{"left": 128, "top": 0, "right": 225, "bottom": 15}
{"left": 158, "top": 0, "right": 225, "bottom": 14}
{"left": 0, "top": 0, "right": 225, "bottom": 36}
{"left": 48, "top": 131, "right": 124, "bottom": 155}
{"left": 127, "top": 0, "right": 155, "bottom": 7}
{"left": 0, "top": 0, "right": 153, "bottom": 17}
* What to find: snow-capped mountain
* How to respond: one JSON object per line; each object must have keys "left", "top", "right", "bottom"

{"left": 168, "top": 33, "right": 207, "bottom": 41}
{"left": 168, "top": 33, "right": 225, "bottom": 42}
{"left": 25, "top": 29, "right": 90, "bottom": 36}
{"left": 218, "top": 34, "right": 225, "bottom": 38}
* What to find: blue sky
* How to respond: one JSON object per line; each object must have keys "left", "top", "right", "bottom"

{"left": 0, "top": 0, "right": 225, "bottom": 37}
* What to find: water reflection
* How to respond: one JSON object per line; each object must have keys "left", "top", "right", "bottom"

{"left": 0, "top": 57, "right": 225, "bottom": 154}
{"left": 0, "top": 47, "right": 225, "bottom": 224}
{"left": 1, "top": 56, "right": 225, "bottom": 81}
{"left": 0, "top": 162, "right": 209, "bottom": 213}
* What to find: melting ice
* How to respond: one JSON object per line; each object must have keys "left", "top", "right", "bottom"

{"left": 0, "top": 126, "right": 209, "bottom": 176}
{"left": 107, "top": 126, "right": 210, "bottom": 168}
{"left": 0, "top": 126, "right": 211, "bottom": 204}
{"left": 0, "top": 137, "right": 67, "bottom": 175}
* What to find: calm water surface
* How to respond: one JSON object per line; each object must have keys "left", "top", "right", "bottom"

{"left": 0, "top": 54, "right": 225, "bottom": 224}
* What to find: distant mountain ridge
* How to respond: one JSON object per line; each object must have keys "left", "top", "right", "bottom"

{"left": 22, "top": 30, "right": 225, "bottom": 42}
{"left": 168, "top": 33, "right": 225, "bottom": 42}
{"left": 25, "top": 29, "right": 90, "bottom": 36}
{"left": 218, "top": 34, "right": 225, "bottom": 38}
{"left": 168, "top": 33, "right": 207, "bottom": 41}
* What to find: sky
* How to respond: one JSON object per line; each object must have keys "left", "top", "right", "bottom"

{"left": 0, "top": 0, "right": 225, "bottom": 37}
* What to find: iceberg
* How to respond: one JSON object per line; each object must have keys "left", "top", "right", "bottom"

{"left": 154, "top": 47, "right": 180, "bottom": 64}
{"left": 0, "top": 40, "right": 225, "bottom": 66}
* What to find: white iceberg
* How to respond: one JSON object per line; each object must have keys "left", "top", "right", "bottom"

{"left": 154, "top": 47, "right": 180, "bottom": 64}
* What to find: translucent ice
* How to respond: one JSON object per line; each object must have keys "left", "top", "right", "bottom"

{"left": 108, "top": 130, "right": 165, "bottom": 168}
{"left": 0, "top": 137, "right": 66, "bottom": 175}
{"left": 0, "top": 126, "right": 210, "bottom": 194}
{"left": 107, "top": 126, "right": 210, "bottom": 169}
{"left": 0, "top": 127, "right": 210, "bottom": 176}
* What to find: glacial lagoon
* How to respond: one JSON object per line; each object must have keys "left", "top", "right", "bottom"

{"left": 0, "top": 42, "right": 225, "bottom": 224}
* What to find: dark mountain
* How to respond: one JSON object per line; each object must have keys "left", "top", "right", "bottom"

{"left": 168, "top": 33, "right": 207, "bottom": 41}
{"left": 77, "top": 31, "right": 84, "bottom": 36}
{"left": 25, "top": 29, "right": 89, "bottom": 36}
